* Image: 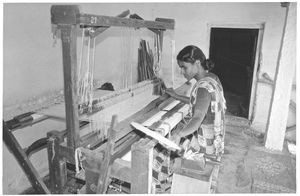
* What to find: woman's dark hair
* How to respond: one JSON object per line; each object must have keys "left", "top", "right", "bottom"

{"left": 176, "top": 45, "right": 214, "bottom": 71}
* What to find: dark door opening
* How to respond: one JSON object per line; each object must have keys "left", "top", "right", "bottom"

{"left": 209, "top": 28, "right": 259, "bottom": 118}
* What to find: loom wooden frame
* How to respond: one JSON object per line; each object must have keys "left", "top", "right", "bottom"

{"left": 49, "top": 4, "right": 175, "bottom": 193}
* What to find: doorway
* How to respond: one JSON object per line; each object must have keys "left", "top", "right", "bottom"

{"left": 209, "top": 27, "right": 259, "bottom": 118}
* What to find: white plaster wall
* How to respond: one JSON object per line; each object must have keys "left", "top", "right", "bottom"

{"left": 3, "top": 4, "right": 63, "bottom": 107}
{"left": 3, "top": 2, "right": 291, "bottom": 193}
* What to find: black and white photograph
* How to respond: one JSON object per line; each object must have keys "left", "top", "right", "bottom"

{"left": 1, "top": 1, "right": 297, "bottom": 194}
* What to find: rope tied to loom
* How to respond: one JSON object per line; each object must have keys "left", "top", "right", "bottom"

{"left": 74, "top": 147, "right": 85, "bottom": 174}
{"left": 48, "top": 137, "right": 56, "bottom": 162}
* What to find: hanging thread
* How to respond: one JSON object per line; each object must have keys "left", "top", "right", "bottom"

{"left": 78, "top": 28, "right": 96, "bottom": 114}
{"left": 74, "top": 147, "right": 85, "bottom": 174}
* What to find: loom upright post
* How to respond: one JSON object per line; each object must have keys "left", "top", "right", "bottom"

{"left": 51, "top": 5, "right": 81, "bottom": 150}
{"left": 48, "top": 5, "right": 80, "bottom": 193}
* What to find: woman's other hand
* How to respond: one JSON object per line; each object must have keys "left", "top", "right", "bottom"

{"left": 165, "top": 88, "right": 177, "bottom": 98}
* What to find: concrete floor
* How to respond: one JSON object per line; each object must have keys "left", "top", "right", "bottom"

{"left": 217, "top": 117, "right": 296, "bottom": 193}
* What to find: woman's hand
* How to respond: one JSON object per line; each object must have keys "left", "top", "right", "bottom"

{"left": 170, "top": 133, "right": 186, "bottom": 156}
{"left": 165, "top": 88, "right": 177, "bottom": 98}
{"left": 170, "top": 133, "right": 181, "bottom": 145}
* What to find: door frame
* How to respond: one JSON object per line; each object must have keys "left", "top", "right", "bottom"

{"left": 206, "top": 22, "right": 265, "bottom": 121}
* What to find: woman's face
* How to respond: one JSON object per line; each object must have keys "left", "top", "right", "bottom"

{"left": 178, "top": 60, "right": 198, "bottom": 81}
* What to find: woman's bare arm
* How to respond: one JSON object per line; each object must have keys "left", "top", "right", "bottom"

{"left": 178, "top": 88, "right": 211, "bottom": 137}
{"left": 165, "top": 88, "right": 190, "bottom": 104}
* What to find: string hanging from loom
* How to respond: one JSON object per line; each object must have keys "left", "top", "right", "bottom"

{"left": 78, "top": 28, "right": 110, "bottom": 139}
{"left": 80, "top": 27, "right": 137, "bottom": 140}
{"left": 77, "top": 28, "right": 96, "bottom": 114}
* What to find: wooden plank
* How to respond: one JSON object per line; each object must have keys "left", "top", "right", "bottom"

{"left": 79, "top": 137, "right": 133, "bottom": 192}
{"left": 60, "top": 24, "right": 80, "bottom": 150}
{"left": 171, "top": 173, "right": 212, "bottom": 194}
{"left": 79, "top": 13, "right": 175, "bottom": 30}
{"left": 3, "top": 122, "right": 50, "bottom": 194}
{"left": 112, "top": 132, "right": 142, "bottom": 161}
{"left": 80, "top": 145, "right": 104, "bottom": 193}
{"left": 80, "top": 131, "right": 138, "bottom": 167}
{"left": 171, "top": 158, "right": 215, "bottom": 194}
{"left": 85, "top": 168, "right": 100, "bottom": 193}
{"left": 265, "top": 3, "right": 296, "bottom": 150}
{"left": 131, "top": 138, "right": 155, "bottom": 193}
{"left": 79, "top": 146, "right": 104, "bottom": 193}
{"left": 96, "top": 115, "right": 117, "bottom": 193}
{"left": 131, "top": 122, "right": 181, "bottom": 151}
{"left": 110, "top": 158, "right": 131, "bottom": 183}
{"left": 172, "top": 158, "right": 212, "bottom": 182}
{"left": 79, "top": 116, "right": 123, "bottom": 194}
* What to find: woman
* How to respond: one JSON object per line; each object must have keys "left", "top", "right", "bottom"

{"left": 166, "top": 45, "right": 226, "bottom": 156}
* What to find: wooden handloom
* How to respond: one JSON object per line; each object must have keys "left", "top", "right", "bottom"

{"left": 48, "top": 4, "right": 182, "bottom": 194}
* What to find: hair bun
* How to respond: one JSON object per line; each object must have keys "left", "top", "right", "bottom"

{"left": 203, "top": 59, "right": 214, "bottom": 71}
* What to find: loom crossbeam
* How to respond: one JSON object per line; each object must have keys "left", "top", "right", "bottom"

{"left": 79, "top": 14, "right": 174, "bottom": 30}
{"left": 87, "top": 10, "right": 130, "bottom": 38}
{"left": 51, "top": 5, "right": 174, "bottom": 30}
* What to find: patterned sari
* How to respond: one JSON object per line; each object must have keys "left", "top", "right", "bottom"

{"left": 189, "top": 74, "right": 227, "bottom": 156}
